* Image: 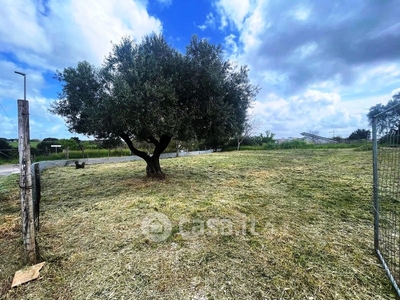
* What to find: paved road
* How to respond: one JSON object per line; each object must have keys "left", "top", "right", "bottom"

{"left": 0, "top": 164, "right": 20, "bottom": 176}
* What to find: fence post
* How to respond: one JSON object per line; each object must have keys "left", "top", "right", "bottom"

{"left": 32, "top": 163, "right": 41, "bottom": 231}
{"left": 372, "top": 118, "right": 379, "bottom": 251}
{"left": 18, "top": 99, "right": 37, "bottom": 264}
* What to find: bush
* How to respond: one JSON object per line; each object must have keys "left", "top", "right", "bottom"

{"left": 354, "top": 144, "right": 373, "bottom": 151}
{"left": 279, "top": 140, "right": 309, "bottom": 149}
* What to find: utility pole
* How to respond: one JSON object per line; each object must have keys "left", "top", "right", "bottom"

{"left": 16, "top": 71, "right": 37, "bottom": 263}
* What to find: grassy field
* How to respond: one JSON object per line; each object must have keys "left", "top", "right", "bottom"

{"left": 0, "top": 149, "right": 397, "bottom": 299}
{"left": 8, "top": 141, "right": 39, "bottom": 149}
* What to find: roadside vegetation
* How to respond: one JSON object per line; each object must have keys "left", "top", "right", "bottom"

{"left": 0, "top": 150, "right": 395, "bottom": 299}
{"left": 0, "top": 135, "right": 373, "bottom": 166}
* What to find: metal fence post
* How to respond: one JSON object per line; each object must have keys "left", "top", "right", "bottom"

{"left": 372, "top": 118, "right": 379, "bottom": 251}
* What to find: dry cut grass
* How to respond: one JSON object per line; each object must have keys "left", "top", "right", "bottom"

{"left": 0, "top": 149, "right": 398, "bottom": 299}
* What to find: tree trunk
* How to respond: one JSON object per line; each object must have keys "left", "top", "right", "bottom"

{"left": 145, "top": 154, "right": 164, "bottom": 178}
{"left": 237, "top": 138, "right": 242, "bottom": 151}
{"left": 119, "top": 133, "right": 172, "bottom": 178}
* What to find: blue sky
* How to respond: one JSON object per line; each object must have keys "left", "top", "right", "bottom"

{"left": 1, "top": 0, "right": 400, "bottom": 140}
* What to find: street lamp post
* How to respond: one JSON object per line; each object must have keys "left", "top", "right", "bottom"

{"left": 14, "top": 71, "right": 26, "bottom": 100}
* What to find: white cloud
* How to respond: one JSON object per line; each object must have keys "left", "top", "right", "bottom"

{"left": 290, "top": 6, "right": 311, "bottom": 21}
{"left": 215, "top": 0, "right": 252, "bottom": 31}
{"left": 252, "top": 90, "right": 364, "bottom": 138}
{"left": 0, "top": 0, "right": 163, "bottom": 70}
{"left": 0, "top": 0, "right": 163, "bottom": 139}
{"left": 69, "top": 0, "right": 162, "bottom": 64}
{"left": 224, "top": 34, "right": 239, "bottom": 60}
{"left": 0, "top": 0, "right": 51, "bottom": 54}
{"left": 391, "top": 88, "right": 400, "bottom": 96}
{"left": 212, "top": 0, "right": 400, "bottom": 138}
{"left": 198, "top": 12, "right": 216, "bottom": 31}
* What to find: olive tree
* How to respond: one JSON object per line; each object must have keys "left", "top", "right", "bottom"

{"left": 51, "top": 34, "right": 258, "bottom": 177}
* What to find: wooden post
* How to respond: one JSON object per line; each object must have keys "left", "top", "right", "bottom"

{"left": 18, "top": 99, "right": 37, "bottom": 264}
{"left": 33, "top": 163, "right": 41, "bottom": 231}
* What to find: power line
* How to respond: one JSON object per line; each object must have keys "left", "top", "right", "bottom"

{"left": 0, "top": 102, "right": 18, "bottom": 132}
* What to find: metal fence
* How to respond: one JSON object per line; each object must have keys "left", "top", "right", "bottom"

{"left": 372, "top": 103, "right": 400, "bottom": 296}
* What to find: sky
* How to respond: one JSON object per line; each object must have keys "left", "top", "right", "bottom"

{"left": 1, "top": 0, "right": 400, "bottom": 140}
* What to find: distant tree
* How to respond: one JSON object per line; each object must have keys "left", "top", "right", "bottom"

{"left": 37, "top": 138, "right": 60, "bottom": 155}
{"left": 51, "top": 34, "right": 258, "bottom": 177}
{"left": 58, "top": 138, "right": 79, "bottom": 150}
{"left": 42, "top": 137, "right": 59, "bottom": 142}
{"left": 332, "top": 136, "right": 344, "bottom": 143}
{"left": 261, "top": 130, "right": 275, "bottom": 144}
{"left": 367, "top": 93, "right": 400, "bottom": 134}
{"left": 0, "top": 138, "right": 11, "bottom": 148}
{"left": 348, "top": 129, "right": 371, "bottom": 140}
{"left": 101, "top": 137, "right": 122, "bottom": 150}
{"left": 236, "top": 115, "right": 262, "bottom": 150}
{"left": 0, "top": 138, "right": 13, "bottom": 159}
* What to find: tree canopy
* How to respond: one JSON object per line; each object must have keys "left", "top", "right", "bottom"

{"left": 367, "top": 92, "right": 400, "bottom": 134}
{"left": 348, "top": 129, "right": 371, "bottom": 140}
{"left": 51, "top": 34, "right": 258, "bottom": 176}
{"left": 0, "top": 138, "right": 13, "bottom": 160}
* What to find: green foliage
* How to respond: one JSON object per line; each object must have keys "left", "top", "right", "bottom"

{"left": 261, "top": 130, "right": 275, "bottom": 144}
{"left": 58, "top": 138, "right": 80, "bottom": 150}
{"left": 0, "top": 138, "right": 12, "bottom": 150}
{"left": 223, "top": 140, "right": 372, "bottom": 152}
{"left": 0, "top": 138, "right": 16, "bottom": 160}
{"left": 332, "top": 136, "right": 344, "bottom": 143}
{"left": 37, "top": 137, "right": 60, "bottom": 153}
{"left": 51, "top": 34, "right": 257, "bottom": 158}
{"left": 42, "top": 137, "right": 59, "bottom": 142}
{"left": 0, "top": 174, "right": 19, "bottom": 203}
{"left": 279, "top": 140, "right": 309, "bottom": 149}
{"left": 348, "top": 129, "right": 371, "bottom": 140}
{"left": 100, "top": 137, "right": 123, "bottom": 149}
{"left": 354, "top": 144, "right": 373, "bottom": 151}
{"left": 368, "top": 92, "right": 400, "bottom": 134}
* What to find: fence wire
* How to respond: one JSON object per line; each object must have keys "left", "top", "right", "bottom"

{"left": 373, "top": 106, "right": 400, "bottom": 296}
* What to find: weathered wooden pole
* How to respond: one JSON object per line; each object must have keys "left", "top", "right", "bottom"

{"left": 18, "top": 99, "right": 37, "bottom": 264}
{"left": 33, "top": 163, "right": 41, "bottom": 231}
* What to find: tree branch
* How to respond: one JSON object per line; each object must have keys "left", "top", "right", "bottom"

{"left": 153, "top": 134, "right": 172, "bottom": 157}
{"left": 119, "top": 133, "right": 149, "bottom": 159}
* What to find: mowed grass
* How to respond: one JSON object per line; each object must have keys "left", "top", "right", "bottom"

{"left": 1, "top": 149, "right": 397, "bottom": 299}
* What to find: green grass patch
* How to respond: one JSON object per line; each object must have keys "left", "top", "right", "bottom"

{"left": 0, "top": 174, "right": 23, "bottom": 297}
{"left": 9, "top": 141, "right": 39, "bottom": 148}
{"left": 224, "top": 142, "right": 371, "bottom": 152}
{"left": 0, "top": 149, "right": 396, "bottom": 299}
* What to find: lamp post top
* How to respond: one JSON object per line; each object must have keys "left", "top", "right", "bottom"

{"left": 14, "top": 71, "right": 27, "bottom": 100}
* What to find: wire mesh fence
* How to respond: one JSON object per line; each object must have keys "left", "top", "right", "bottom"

{"left": 372, "top": 103, "right": 400, "bottom": 296}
